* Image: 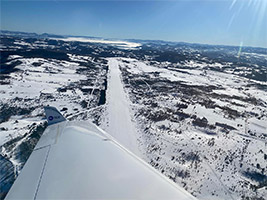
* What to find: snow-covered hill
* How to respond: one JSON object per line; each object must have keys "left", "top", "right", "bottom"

{"left": 0, "top": 31, "right": 266, "bottom": 200}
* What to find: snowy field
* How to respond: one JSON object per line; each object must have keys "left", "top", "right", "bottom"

{"left": 112, "top": 57, "right": 267, "bottom": 200}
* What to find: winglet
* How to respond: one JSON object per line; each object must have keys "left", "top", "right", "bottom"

{"left": 44, "top": 106, "right": 66, "bottom": 126}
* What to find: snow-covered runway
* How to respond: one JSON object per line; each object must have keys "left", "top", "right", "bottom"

{"left": 103, "top": 58, "right": 140, "bottom": 156}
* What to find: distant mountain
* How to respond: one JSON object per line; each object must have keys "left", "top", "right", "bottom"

{"left": 0, "top": 30, "right": 64, "bottom": 38}
{"left": 40, "top": 32, "right": 65, "bottom": 38}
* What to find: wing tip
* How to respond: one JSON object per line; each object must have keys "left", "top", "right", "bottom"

{"left": 44, "top": 106, "right": 66, "bottom": 125}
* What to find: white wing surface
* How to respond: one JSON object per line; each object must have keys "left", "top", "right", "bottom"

{"left": 5, "top": 107, "right": 196, "bottom": 200}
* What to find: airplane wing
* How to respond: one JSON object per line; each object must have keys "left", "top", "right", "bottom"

{"left": 5, "top": 106, "right": 197, "bottom": 200}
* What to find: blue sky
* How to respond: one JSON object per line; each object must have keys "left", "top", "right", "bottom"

{"left": 1, "top": 0, "right": 267, "bottom": 48}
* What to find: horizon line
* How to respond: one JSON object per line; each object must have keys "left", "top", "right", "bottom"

{"left": 1, "top": 29, "right": 266, "bottom": 49}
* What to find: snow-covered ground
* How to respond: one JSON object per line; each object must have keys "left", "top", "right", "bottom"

{"left": 100, "top": 58, "right": 141, "bottom": 156}
{"left": 111, "top": 57, "right": 267, "bottom": 200}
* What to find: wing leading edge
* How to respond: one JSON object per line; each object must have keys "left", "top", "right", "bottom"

{"left": 5, "top": 107, "right": 197, "bottom": 200}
